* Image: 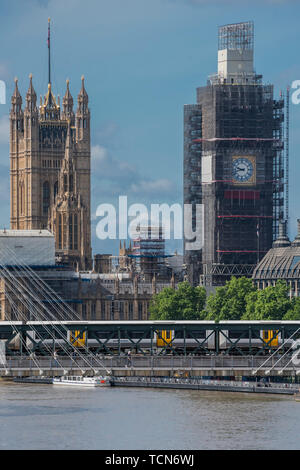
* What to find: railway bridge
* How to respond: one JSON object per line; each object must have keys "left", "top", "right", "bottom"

{"left": 0, "top": 320, "right": 299, "bottom": 380}
{"left": 0, "top": 353, "right": 300, "bottom": 379}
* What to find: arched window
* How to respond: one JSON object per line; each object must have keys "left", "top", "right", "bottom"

{"left": 42, "top": 181, "right": 50, "bottom": 215}
{"left": 54, "top": 181, "right": 58, "bottom": 201}
{"left": 69, "top": 214, "right": 73, "bottom": 250}
{"left": 63, "top": 214, "right": 67, "bottom": 249}
{"left": 19, "top": 183, "right": 25, "bottom": 215}
{"left": 58, "top": 213, "right": 62, "bottom": 249}
{"left": 74, "top": 214, "right": 78, "bottom": 250}
{"left": 69, "top": 174, "right": 73, "bottom": 192}
{"left": 64, "top": 174, "right": 68, "bottom": 193}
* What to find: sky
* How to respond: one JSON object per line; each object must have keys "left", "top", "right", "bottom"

{"left": 0, "top": 0, "right": 299, "bottom": 255}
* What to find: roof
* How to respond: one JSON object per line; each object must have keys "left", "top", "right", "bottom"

{"left": 253, "top": 243, "right": 300, "bottom": 280}
{"left": 0, "top": 229, "right": 54, "bottom": 238}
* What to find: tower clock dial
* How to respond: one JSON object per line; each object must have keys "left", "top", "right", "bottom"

{"left": 232, "top": 157, "right": 254, "bottom": 183}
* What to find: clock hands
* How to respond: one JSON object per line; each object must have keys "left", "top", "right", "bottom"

{"left": 233, "top": 158, "right": 253, "bottom": 182}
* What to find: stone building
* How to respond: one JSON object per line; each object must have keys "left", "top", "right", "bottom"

{"left": 10, "top": 75, "right": 92, "bottom": 270}
{"left": 252, "top": 220, "right": 300, "bottom": 298}
{"left": 0, "top": 229, "right": 178, "bottom": 322}
{"left": 0, "top": 266, "right": 177, "bottom": 322}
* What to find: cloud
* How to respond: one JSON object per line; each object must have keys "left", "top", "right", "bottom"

{"left": 92, "top": 144, "right": 137, "bottom": 183}
{"left": 91, "top": 143, "right": 178, "bottom": 201}
{"left": 130, "top": 178, "right": 175, "bottom": 196}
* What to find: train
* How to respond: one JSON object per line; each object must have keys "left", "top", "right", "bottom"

{"left": 1, "top": 320, "right": 299, "bottom": 355}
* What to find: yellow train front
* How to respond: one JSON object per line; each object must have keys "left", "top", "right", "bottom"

{"left": 68, "top": 330, "right": 86, "bottom": 348}
{"left": 155, "top": 329, "right": 174, "bottom": 349}
{"left": 262, "top": 329, "right": 279, "bottom": 347}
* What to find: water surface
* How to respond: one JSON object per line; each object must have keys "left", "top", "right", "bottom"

{"left": 0, "top": 380, "right": 299, "bottom": 450}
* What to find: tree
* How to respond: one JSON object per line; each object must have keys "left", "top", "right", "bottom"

{"left": 242, "top": 280, "right": 292, "bottom": 320}
{"left": 283, "top": 297, "right": 300, "bottom": 320}
{"left": 149, "top": 281, "right": 206, "bottom": 320}
{"left": 205, "top": 276, "right": 256, "bottom": 321}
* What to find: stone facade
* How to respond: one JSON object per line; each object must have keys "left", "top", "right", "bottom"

{"left": 10, "top": 76, "right": 92, "bottom": 270}
{"left": 0, "top": 268, "right": 177, "bottom": 322}
{"left": 252, "top": 220, "right": 300, "bottom": 298}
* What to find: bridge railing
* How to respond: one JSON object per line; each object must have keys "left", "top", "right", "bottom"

{"left": 0, "top": 354, "right": 299, "bottom": 372}
{"left": 113, "top": 376, "right": 300, "bottom": 390}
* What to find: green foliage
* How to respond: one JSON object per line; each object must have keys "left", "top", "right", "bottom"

{"left": 283, "top": 297, "right": 300, "bottom": 320}
{"left": 150, "top": 276, "right": 300, "bottom": 321}
{"left": 205, "top": 277, "right": 256, "bottom": 321}
{"left": 149, "top": 281, "right": 206, "bottom": 321}
{"left": 242, "top": 280, "right": 291, "bottom": 320}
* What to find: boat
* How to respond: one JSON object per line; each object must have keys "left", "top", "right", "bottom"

{"left": 52, "top": 376, "right": 111, "bottom": 387}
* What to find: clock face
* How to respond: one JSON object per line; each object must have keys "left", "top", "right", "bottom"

{"left": 232, "top": 157, "right": 254, "bottom": 183}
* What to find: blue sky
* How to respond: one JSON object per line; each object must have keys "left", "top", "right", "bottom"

{"left": 0, "top": 0, "right": 299, "bottom": 255}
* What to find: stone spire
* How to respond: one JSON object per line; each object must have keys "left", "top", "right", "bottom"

{"left": 25, "top": 74, "right": 37, "bottom": 112}
{"left": 11, "top": 77, "right": 22, "bottom": 113}
{"left": 76, "top": 75, "right": 90, "bottom": 143}
{"left": 76, "top": 75, "right": 88, "bottom": 116}
{"left": 78, "top": 75, "right": 88, "bottom": 102}
{"left": 58, "top": 121, "right": 77, "bottom": 196}
{"left": 62, "top": 79, "right": 74, "bottom": 123}
{"left": 64, "top": 120, "right": 73, "bottom": 161}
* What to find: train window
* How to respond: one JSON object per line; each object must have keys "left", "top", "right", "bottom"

{"left": 263, "top": 331, "right": 269, "bottom": 340}
{"left": 31, "top": 330, "right": 53, "bottom": 340}
{"left": 190, "top": 330, "right": 206, "bottom": 339}
{"left": 228, "top": 330, "right": 250, "bottom": 339}
{"left": 94, "top": 331, "right": 111, "bottom": 339}
{"left": 124, "top": 331, "right": 141, "bottom": 339}
{"left": 0, "top": 332, "right": 10, "bottom": 339}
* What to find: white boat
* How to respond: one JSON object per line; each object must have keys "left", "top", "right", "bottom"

{"left": 52, "top": 376, "right": 111, "bottom": 387}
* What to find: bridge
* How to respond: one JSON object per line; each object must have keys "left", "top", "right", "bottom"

{"left": 1, "top": 354, "right": 300, "bottom": 379}
{"left": 0, "top": 320, "right": 299, "bottom": 379}
{"left": 0, "top": 244, "right": 299, "bottom": 381}
{"left": 1, "top": 320, "right": 300, "bottom": 355}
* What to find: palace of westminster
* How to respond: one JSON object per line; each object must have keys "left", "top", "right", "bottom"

{"left": 2, "top": 69, "right": 179, "bottom": 322}
{"left": 2, "top": 20, "right": 300, "bottom": 322}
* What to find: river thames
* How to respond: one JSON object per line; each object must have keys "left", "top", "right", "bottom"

{"left": 0, "top": 380, "right": 299, "bottom": 450}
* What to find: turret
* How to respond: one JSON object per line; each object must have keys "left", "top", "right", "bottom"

{"left": 10, "top": 78, "right": 23, "bottom": 133}
{"left": 76, "top": 75, "right": 90, "bottom": 145}
{"left": 24, "top": 74, "right": 39, "bottom": 143}
{"left": 62, "top": 79, "right": 75, "bottom": 124}
{"left": 25, "top": 74, "right": 37, "bottom": 113}
{"left": 273, "top": 220, "right": 291, "bottom": 248}
{"left": 292, "top": 219, "right": 300, "bottom": 247}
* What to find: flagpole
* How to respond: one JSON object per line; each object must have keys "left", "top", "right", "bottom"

{"left": 48, "top": 18, "right": 51, "bottom": 86}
